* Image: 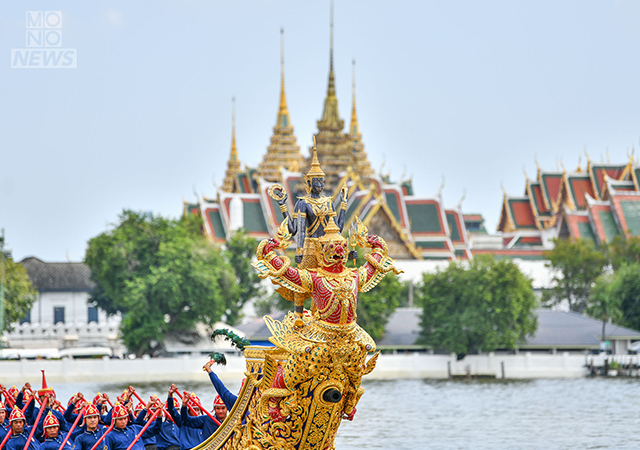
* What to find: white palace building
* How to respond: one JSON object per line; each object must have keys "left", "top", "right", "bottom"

{"left": 3, "top": 257, "right": 124, "bottom": 358}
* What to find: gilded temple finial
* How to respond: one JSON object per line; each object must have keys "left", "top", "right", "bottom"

{"left": 321, "top": 0, "right": 339, "bottom": 121}
{"left": 330, "top": 0, "right": 334, "bottom": 73}
{"left": 231, "top": 96, "right": 237, "bottom": 160}
{"left": 222, "top": 97, "right": 242, "bottom": 192}
{"left": 279, "top": 28, "right": 287, "bottom": 116}
{"left": 307, "top": 137, "right": 325, "bottom": 178}
{"left": 350, "top": 59, "right": 358, "bottom": 134}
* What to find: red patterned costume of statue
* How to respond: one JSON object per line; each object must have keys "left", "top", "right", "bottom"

{"left": 253, "top": 215, "right": 402, "bottom": 420}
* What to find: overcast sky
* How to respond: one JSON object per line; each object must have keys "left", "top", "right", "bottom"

{"left": 3, "top": 1, "right": 640, "bottom": 262}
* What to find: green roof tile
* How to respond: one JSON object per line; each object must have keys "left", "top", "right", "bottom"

{"left": 406, "top": 203, "right": 443, "bottom": 233}
{"left": 207, "top": 209, "right": 226, "bottom": 240}
{"left": 415, "top": 241, "right": 447, "bottom": 249}
{"left": 598, "top": 210, "right": 619, "bottom": 242}
{"left": 620, "top": 200, "right": 640, "bottom": 235}
{"left": 385, "top": 192, "right": 401, "bottom": 223}
{"left": 577, "top": 221, "right": 596, "bottom": 243}
{"left": 243, "top": 201, "right": 268, "bottom": 233}
{"left": 445, "top": 212, "right": 461, "bottom": 241}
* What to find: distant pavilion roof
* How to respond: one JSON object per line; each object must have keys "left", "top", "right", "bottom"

{"left": 377, "top": 307, "right": 422, "bottom": 349}
{"left": 19, "top": 257, "right": 94, "bottom": 292}
{"left": 522, "top": 309, "right": 640, "bottom": 349}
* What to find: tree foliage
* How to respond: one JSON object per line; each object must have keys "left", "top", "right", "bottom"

{"left": 417, "top": 255, "right": 537, "bottom": 356}
{"left": 587, "top": 273, "right": 622, "bottom": 343}
{"left": 2, "top": 256, "right": 38, "bottom": 332}
{"left": 602, "top": 235, "right": 640, "bottom": 271}
{"left": 85, "top": 210, "right": 239, "bottom": 356}
{"left": 542, "top": 238, "right": 606, "bottom": 312}
{"left": 222, "top": 229, "right": 264, "bottom": 325}
{"left": 357, "top": 273, "right": 406, "bottom": 341}
{"left": 595, "top": 263, "right": 640, "bottom": 333}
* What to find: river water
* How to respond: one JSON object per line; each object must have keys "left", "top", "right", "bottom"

{"left": 38, "top": 378, "right": 640, "bottom": 449}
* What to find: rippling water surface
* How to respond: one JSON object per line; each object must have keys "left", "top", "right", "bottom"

{"left": 49, "top": 378, "right": 640, "bottom": 449}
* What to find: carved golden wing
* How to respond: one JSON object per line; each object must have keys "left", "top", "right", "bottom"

{"left": 360, "top": 254, "right": 403, "bottom": 292}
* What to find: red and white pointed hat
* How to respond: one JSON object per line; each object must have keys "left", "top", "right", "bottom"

{"left": 43, "top": 411, "right": 59, "bottom": 428}
{"left": 112, "top": 403, "right": 128, "bottom": 420}
{"left": 37, "top": 370, "right": 55, "bottom": 397}
{"left": 9, "top": 407, "right": 25, "bottom": 422}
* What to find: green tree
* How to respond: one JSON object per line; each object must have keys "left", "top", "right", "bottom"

{"left": 600, "top": 263, "right": 640, "bottom": 333}
{"left": 417, "top": 255, "right": 537, "bottom": 356}
{"left": 357, "top": 274, "right": 406, "bottom": 341}
{"left": 2, "top": 256, "right": 38, "bottom": 331}
{"left": 587, "top": 274, "right": 622, "bottom": 346}
{"left": 85, "top": 210, "right": 239, "bottom": 356}
{"left": 603, "top": 235, "right": 640, "bottom": 271}
{"left": 542, "top": 238, "right": 606, "bottom": 312}
{"left": 222, "top": 229, "right": 264, "bottom": 325}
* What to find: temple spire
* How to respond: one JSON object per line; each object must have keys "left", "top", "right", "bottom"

{"left": 312, "top": 0, "right": 349, "bottom": 193}
{"left": 278, "top": 28, "right": 288, "bottom": 123}
{"left": 319, "top": 0, "right": 341, "bottom": 127}
{"left": 330, "top": 0, "right": 334, "bottom": 73}
{"left": 350, "top": 59, "right": 358, "bottom": 135}
{"left": 348, "top": 60, "right": 373, "bottom": 179}
{"left": 231, "top": 97, "right": 237, "bottom": 162}
{"left": 256, "top": 29, "right": 304, "bottom": 182}
{"left": 222, "top": 97, "right": 242, "bottom": 192}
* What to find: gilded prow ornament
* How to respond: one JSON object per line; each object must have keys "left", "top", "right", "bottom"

{"left": 193, "top": 214, "right": 401, "bottom": 450}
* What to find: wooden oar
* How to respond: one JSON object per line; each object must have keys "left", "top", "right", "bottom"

{"left": 125, "top": 408, "right": 161, "bottom": 450}
{"left": 57, "top": 404, "right": 87, "bottom": 450}
{"left": 173, "top": 390, "right": 203, "bottom": 418}
{"left": 183, "top": 392, "right": 221, "bottom": 426}
{"left": 1, "top": 389, "right": 16, "bottom": 409}
{"left": 129, "top": 388, "right": 175, "bottom": 425}
{"left": 89, "top": 418, "right": 114, "bottom": 450}
{"left": 0, "top": 397, "right": 36, "bottom": 450}
{"left": 23, "top": 396, "right": 47, "bottom": 450}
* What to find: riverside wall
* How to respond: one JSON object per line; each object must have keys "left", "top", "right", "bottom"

{"left": 0, "top": 352, "right": 596, "bottom": 384}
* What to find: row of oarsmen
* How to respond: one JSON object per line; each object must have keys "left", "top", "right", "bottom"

{"left": 0, "top": 362, "right": 238, "bottom": 450}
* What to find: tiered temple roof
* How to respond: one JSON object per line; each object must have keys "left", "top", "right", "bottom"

{"left": 185, "top": 168, "right": 472, "bottom": 260}
{"left": 185, "top": 14, "right": 473, "bottom": 261}
{"left": 498, "top": 155, "right": 640, "bottom": 252}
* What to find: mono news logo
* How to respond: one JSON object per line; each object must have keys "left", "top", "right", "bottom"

{"left": 11, "top": 11, "right": 77, "bottom": 69}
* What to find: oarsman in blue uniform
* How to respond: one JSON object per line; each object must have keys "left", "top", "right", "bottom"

{"left": 6, "top": 406, "right": 40, "bottom": 450}
{"left": 178, "top": 394, "right": 219, "bottom": 442}
{"left": 202, "top": 361, "right": 237, "bottom": 414}
{"left": 211, "top": 397, "right": 227, "bottom": 425}
{"left": 103, "top": 402, "right": 161, "bottom": 450}
{"left": 134, "top": 398, "right": 179, "bottom": 450}
{"left": 132, "top": 402, "right": 156, "bottom": 450}
{"left": 0, "top": 385, "right": 20, "bottom": 408}
{"left": 18, "top": 376, "right": 69, "bottom": 442}
{"left": 0, "top": 402, "right": 10, "bottom": 443}
{"left": 63, "top": 393, "right": 91, "bottom": 443}
{"left": 72, "top": 404, "right": 107, "bottom": 450}
{"left": 167, "top": 386, "right": 202, "bottom": 450}
{"left": 34, "top": 395, "right": 69, "bottom": 443}
{"left": 14, "top": 383, "right": 36, "bottom": 417}
{"left": 39, "top": 412, "right": 72, "bottom": 450}
{"left": 0, "top": 401, "right": 9, "bottom": 427}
